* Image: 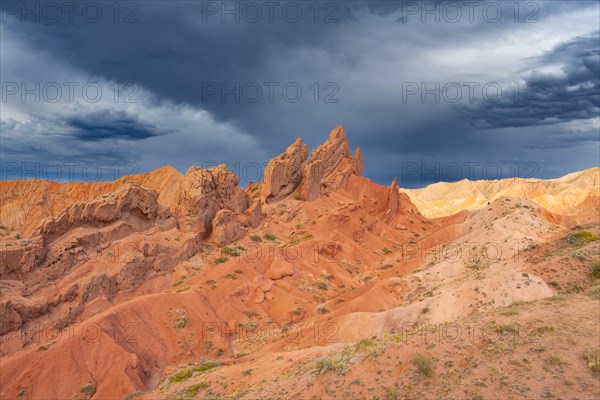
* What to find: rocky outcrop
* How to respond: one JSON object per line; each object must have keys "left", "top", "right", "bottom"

{"left": 35, "top": 185, "right": 160, "bottom": 240}
{"left": 258, "top": 126, "right": 363, "bottom": 203}
{"left": 262, "top": 138, "right": 308, "bottom": 203}
{"left": 177, "top": 164, "right": 248, "bottom": 235}
{"left": 385, "top": 178, "right": 400, "bottom": 223}
{"left": 211, "top": 209, "right": 246, "bottom": 246}
{"left": 0, "top": 301, "right": 22, "bottom": 335}
{"left": 299, "top": 126, "right": 362, "bottom": 200}
{"left": 246, "top": 201, "right": 266, "bottom": 229}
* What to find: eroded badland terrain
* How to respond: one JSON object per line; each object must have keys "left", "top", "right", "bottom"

{"left": 1, "top": 127, "right": 599, "bottom": 400}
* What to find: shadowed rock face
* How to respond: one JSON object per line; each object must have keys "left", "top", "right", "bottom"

{"left": 262, "top": 137, "right": 309, "bottom": 203}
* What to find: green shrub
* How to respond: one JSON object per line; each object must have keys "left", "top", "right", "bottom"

{"left": 250, "top": 234, "right": 262, "bottom": 242}
{"left": 222, "top": 246, "right": 241, "bottom": 256}
{"left": 317, "top": 281, "right": 328, "bottom": 290}
{"left": 293, "top": 193, "right": 303, "bottom": 201}
{"left": 318, "top": 307, "right": 330, "bottom": 314}
{"left": 17, "top": 387, "right": 27, "bottom": 399}
{"left": 193, "top": 359, "right": 220, "bottom": 373}
{"left": 169, "top": 369, "right": 193, "bottom": 383}
{"left": 215, "top": 257, "right": 229, "bottom": 264}
{"left": 382, "top": 247, "right": 392, "bottom": 254}
{"left": 186, "top": 382, "right": 209, "bottom": 396}
{"left": 81, "top": 384, "right": 96, "bottom": 395}
{"left": 241, "top": 369, "right": 253, "bottom": 376}
{"left": 263, "top": 233, "right": 277, "bottom": 241}
{"left": 583, "top": 349, "right": 600, "bottom": 373}
{"left": 565, "top": 230, "right": 599, "bottom": 246}
{"left": 315, "top": 353, "right": 350, "bottom": 375}
{"left": 175, "top": 310, "right": 188, "bottom": 329}
{"left": 37, "top": 345, "right": 49, "bottom": 351}
{"left": 412, "top": 353, "right": 433, "bottom": 377}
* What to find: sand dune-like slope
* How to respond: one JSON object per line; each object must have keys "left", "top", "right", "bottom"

{"left": 400, "top": 167, "right": 600, "bottom": 218}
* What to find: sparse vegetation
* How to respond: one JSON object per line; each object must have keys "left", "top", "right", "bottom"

{"left": 17, "top": 386, "right": 27, "bottom": 399}
{"left": 590, "top": 261, "right": 600, "bottom": 281}
{"left": 586, "top": 285, "right": 600, "bottom": 299}
{"left": 318, "top": 307, "right": 330, "bottom": 314}
{"left": 250, "top": 234, "right": 262, "bottom": 242}
{"left": 546, "top": 354, "right": 567, "bottom": 371}
{"left": 293, "top": 193, "right": 303, "bottom": 201}
{"left": 411, "top": 353, "right": 433, "bottom": 377}
{"left": 215, "top": 257, "right": 229, "bottom": 264}
{"left": 317, "top": 281, "right": 328, "bottom": 290}
{"left": 263, "top": 233, "right": 277, "bottom": 241}
{"left": 37, "top": 345, "right": 49, "bottom": 351}
{"left": 315, "top": 353, "right": 351, "bottom": 375}
{"left": 222, "top": 246, "right": 241, "bottom": 256}
{"left": 81, "top": 384, "right": 96, "bottom": 396}
{"left": 386, "top": 387, "right": 399, "bottom": 400}
{"left": 382, "top": 247, "right": 392, "bottom": 254}
{"left": 583, "top": 349, "right": 600, "bottom": 373}
{"left": 564, "top": 230, "right": 599, "bottom": 246}
{"left": 169, "top": 369, "right": 193, "bottom": 383}
{"left": 123, "top": 390, "right": 144, "bottom": 400}
{"left": 175, "top": 309, "right": 188, "bottom": 329}
{"left": 193, "top": 359, "right": 220, "bottom": 373}
{"left": 186, "top": 382, "right": 209, "bottom": 396}
{"left": 494, "top": 324, "right": 518, "bottom": 334}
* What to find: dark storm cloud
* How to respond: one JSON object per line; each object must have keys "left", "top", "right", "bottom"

{"left": 465, "top": 31, "right": 600, "bottom": 130}
{"left": 66, "top": 109, "right": 164, "bottom": 141}
{"left": 1, "top": 1, "right": 598, "bottom": 187}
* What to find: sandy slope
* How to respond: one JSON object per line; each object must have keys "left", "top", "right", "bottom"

{"left": 400, "top": 167, "right": 600, "bottom": 219}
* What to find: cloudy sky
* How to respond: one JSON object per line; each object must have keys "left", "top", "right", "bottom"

{"left": 1, "top": 1, "right": 598, "bottom": 187}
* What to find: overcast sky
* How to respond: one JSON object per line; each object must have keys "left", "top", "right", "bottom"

{"left": 1, "top": 1, "right": 598, "bottom": 187}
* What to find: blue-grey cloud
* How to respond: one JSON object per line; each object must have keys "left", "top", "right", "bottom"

{"left": 1, "top": 1, "right": 599, "bottom": 188}
{"left": 66, "top": 109, "right": 164, "bottom": 142}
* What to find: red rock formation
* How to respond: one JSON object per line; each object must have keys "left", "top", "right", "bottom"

{"left": 177, "top": 164, "right": 248, "bottom": 235}
{"left": 299, "top": 126, "right": 363, "bottom": 200}
{"left": 211, "top": 209, "right": 246, "bottom": 246}
{"left": 262, "top": 137, "right": 308, "bottom": 203}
